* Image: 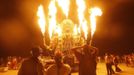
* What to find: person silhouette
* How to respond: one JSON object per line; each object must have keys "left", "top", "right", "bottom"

{"left": 46, "top": 50, "right": 71, "bottom": 75}
{"left": 71, "top": 44, "right": 98, "bottom": 75}
{"left": 18, "top": 46, "right": 45, "bottom": 75}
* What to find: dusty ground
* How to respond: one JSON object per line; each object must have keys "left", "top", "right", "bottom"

{"left": 0, "top": 63, "right": 134, "bottom": 75}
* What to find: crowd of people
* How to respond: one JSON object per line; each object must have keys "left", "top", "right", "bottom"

{"left": 0, "top": 46, "right": 134, "bottom": 75}
{"left": 0, "top": 56, "right": 24, "bottom": 70}
{"left": 104, "top": 54, "right": 122, "bottom": 75}
{"left": 103, "top": 53, "right": 134, "bottom": 75}
{"left": 17, "top": 44, "right": 98, "bottom": 75}
{"left": 123, "top": 53, "right": 134, "bottom": 67}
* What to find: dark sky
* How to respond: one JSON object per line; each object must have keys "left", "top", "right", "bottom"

{"left": 0, "top": 0, "right": 134, "bottom": 56}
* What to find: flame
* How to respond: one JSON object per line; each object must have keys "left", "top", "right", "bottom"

{"left": 55, "top": 26, "right": 62, "bottom": 37}
{"left": 76, "top": 0, "right": 86, "bottom": 25}
{"left": 48, "top": 0, "right": 57, "bottom": 39}
{"left": 76, "top": 0, "right": 88, "bottom": 39}
{"left": 82, "top": 21, "right": 88, "bottom": 39}
{"left": 90, "top": 7, "right": 102, "bottom": 38}
{"left": 77, "top": 26, "right": 81, "bottom": 34}
{"left": 37, "top": 5, "right": 46, "bottom": 35}
{"left": 73, "top": 25, "right": 78, "bottom": 35}
{"left": 56, "top": 0, "right": 70, "bottom": 17}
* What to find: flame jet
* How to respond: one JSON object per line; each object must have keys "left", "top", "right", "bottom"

{"left": 76, "top": 0, "right": 88, "bottom": 39}
{"left": 37, "top": 5, "right": 46, "bottom": 36}
{"left": 48, "top": 0, "right": 57, "bottom": 39}
{"left": 56, "top": 0, "right": 70, "bottom": 18}
{"left": 90, "top": 7, "right": 102, "bottom": 38}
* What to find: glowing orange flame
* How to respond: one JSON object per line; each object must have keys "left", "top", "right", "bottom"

{"left": 76, "top": 0, "right": 86, "bottom": 25}
{"left": 90, "top": 7, "right": 102, "bottom": 38}
{"left": 76, "top": 0, "right": 88, "bottom": 39}
{"left": 48, "top": 0, "right": 57, "bottom": 39}
{"left": 77, "top": 26, "right": 81, "bottom": 34}
{"left": 82, "top": 21, "right": 88, "bottom": 39}
{"left": 37, "top": 5, "right": 46, "bottom": 35}
{"left": 73, "top": 25, "right": 78, "bottom": 35}
{"left": 55, "top": 26, "right": 62, "bottom": 37}
{"left": 56, "top": 0, "right": 70, "bottom": 17}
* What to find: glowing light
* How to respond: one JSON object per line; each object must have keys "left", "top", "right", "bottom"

{"left": 90, "top": 7, "right": 102, "bottom": 38}
{"left": 73, "top": 25, "right": 78, "bottom": 35}
{"left": 78, "top": 26, "right": 81, "bottom": 34}
{"left": 82, "top": 21, "right": 88, "bottom": 39}
{"left": 76, "top": 0, "right": 88, "bottom": 39}
{"left": 37, "top": 5, "right": 46, "bottom": 35}
{"left": 56, "top": 0, "right": 70, "bottom": 17}
{"left": 76, "top": 0, "right": 86, "bottom": 25}
{"left": 48, "top": 0, "right": 57, "bottom": 39}
{"left": 55, "top": 26, "right": 62, "bottom": 37}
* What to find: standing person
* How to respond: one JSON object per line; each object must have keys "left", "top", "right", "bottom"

{"left": 105, "top": 53, "right": 115, "bottom": 75}
{"left": 113, "top": 56, "right": 122, "bottom": 72}
{"left": 46, "top": 50, "right": 71, "bottom": 75}
{"left": 11, "top": 57, "right": 18, "bottom": 70}
{"left": 71, "top": 44, "right": 98, "bottom": 75}
{"left": 18, "top": 46, "right": 45, "bottom": 75}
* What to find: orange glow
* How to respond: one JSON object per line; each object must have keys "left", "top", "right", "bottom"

{"left": 76, "top": 0, "right": 86, "bottom": 25}
{"left": 82, "top": 21, "right": 88, "bottom": 39}
{"left": 76, "top": 0, "right": 88, "bottom": 39}
{"left": 56, "top": 0, "right": 70, "bottom": 17}
{"left": 73, "top": 25, "right": 78, "bottom": 35}
{"left": 48, "top": 0, "right": 57, "bottom": 39}
{"left": 55, "top": 26, "right": 62, "bottom": 37}
{"left": 90, "top": 7, "right": 102, "bottom": 38}
{"left": 77, "top": 26, "right": 81, "bottom": 34}
{"left": 37, "top": 5, "right": 46, "bottom": 35}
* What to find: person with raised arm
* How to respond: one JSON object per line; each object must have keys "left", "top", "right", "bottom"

{"left": 71, "top": 44, "right": 98, "bottom": 75}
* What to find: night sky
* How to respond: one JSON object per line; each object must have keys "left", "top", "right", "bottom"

{"left": 0, "top": 0, "right": 134, "bottom": 56}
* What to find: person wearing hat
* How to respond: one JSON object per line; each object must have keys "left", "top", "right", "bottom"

{"left": 46, "top": 50, "right": 71, "bottom": 75}
{"left": 18, "top": 46, "right": 45, "bottom": 75}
